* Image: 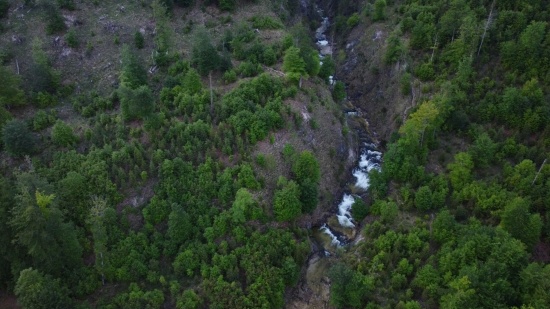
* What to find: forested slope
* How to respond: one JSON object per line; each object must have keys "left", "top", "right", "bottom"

{"left": 324, "top": 0, "right": 550, "bottom": 308}
{"left": 0, "top": 0, "right": 347, "bottom": 308}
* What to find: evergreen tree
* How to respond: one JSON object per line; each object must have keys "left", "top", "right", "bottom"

{"left": 273, "top": 177, "right": 301, "bottom": 222}
{"left": 10, "top": 172, "right": 82, "bottom": 277}
{"left": 191, "top": 28, "right": 221, "bottom": 76}
{"left": 282, "top": 47, "right": 307, "bottom": 84}
{"left": 0, "top": 66, "right": 25, "bottom": 107}
{"left": 51, "top": 120, "right": 78, "bottom": 147}
{"left": 120, "top": 45, "right": 148, "bottom": 89}
{"left": 14, "top": 268, "right": 71, "bottom": 309}
{"left": 2, "top": 119, "right": 35, "bottom": 157}
{"left": 119, "top": 85, "right": 155, "bottom": 121}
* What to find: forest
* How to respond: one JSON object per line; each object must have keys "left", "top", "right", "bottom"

{"left": 1, "top": 0, "right": 550, "bottom": 308}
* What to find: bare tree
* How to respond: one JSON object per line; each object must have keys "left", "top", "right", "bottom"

{"left": 477, "top": 0, "right": 496, "bottom": 57}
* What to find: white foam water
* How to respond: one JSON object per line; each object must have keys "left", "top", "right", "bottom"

{"left": 320, "top": 224, "right": 342, "bottom": 247}
{"left": 353, "top": 144, "right": 382, "bottom": 190}
{"left": 337, "top": 194, "right": 356, "bottom": 227}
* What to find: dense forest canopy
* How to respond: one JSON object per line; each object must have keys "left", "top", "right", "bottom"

{"left": 0, "top": 0, "right": 549, "bottom": 308}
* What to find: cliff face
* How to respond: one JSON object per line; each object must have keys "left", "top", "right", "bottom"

{"left": 337, "top": 22, "right": 410, "bottom": 145}
{"left": 316, "top": 0, "right": 411, "bottom": 145}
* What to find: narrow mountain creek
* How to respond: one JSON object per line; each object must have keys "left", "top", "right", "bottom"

{"left": 311, "top": 6, "right": 382, "bottom": 256}
{"left": 289, "top": 6, "right": 383, "bottom": 308}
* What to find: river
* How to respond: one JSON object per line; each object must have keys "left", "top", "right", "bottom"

{"left": 311, "top": 6, "right": 383, "bottom": 254}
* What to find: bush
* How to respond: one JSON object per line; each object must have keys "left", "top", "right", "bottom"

{"left": 250, "top": 16, "right": 283, "bottom": 30}
{"left": 52, "top": 120, "right": 78, "bottom": 147}
{"left": 219, "top": 0, "right": 235, "bottom": 11}
{"left": 119, "top": 85, "right": 155, "bottom": 121}
{"left": 46, "top": 7, "right": 66, "bottom": 34}
{"left": 65, "top": 28, "right": 79, "bottom": 48}
{"left": 2, "top": 119, "right": 35, "bottom": 157}
{"left": 262, "top": 47, "right": 277, "bottom": 66}
{"left": 33, "top": 110, "right": 56, "bottom": 131}
{"left": 0, "top": 0, "right": 9, "bottom": 19}
{"left": 333, "top": 81, "right": 346, "bottom": 102}
{"left": 57, "top": 0, "right": 75, "bottom": 10}
{"left": 347, "top": 13, "right": 360, "bottom": 28}
{"left": 400, "top": 73, "right": 412, "bottom": 95}
{"left": 351, "top": 198, "right": 369, "bottom": 221}
{"left": 134, "top": 31, "right": 145, "bottom": 49}
{"left": 373, "top": 0, "right": 386, "bottom": 21}
{"left": 236, "top": 61, "right": 261, "bottom": 77}
{"left": 35, "top": 92, "right": 57, "bottom": 108}
{"left": 222, "top": 70, "right": 237, "bottom": 84}
{"left": 415, "top": 62, "right": 435, "bottom": 81}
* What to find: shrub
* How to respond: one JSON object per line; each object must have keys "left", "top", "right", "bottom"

{"left": 400, "top": 73, "right": 412, "bottom": 95}
{"left": 52, "top": 120, "right": 78, "bottom": 147}
{"left": 333, "top": 81, "right": 346, "bottom": 102}
{"left": 46, "top": 7, "right": 66, "bottom": 34}
{"left": 347, "top": 13, "right": 360, "bottom": 28}
{"left": 2, "top": 119, "right": 35, "bottom": 156}
{"left": 373, "top": 0, "right": 386, "bottom": 21}
{"left": 352, "top": 198, "right": 369, "bottom": 221}
{"left": 65, "top": 28, "right": 79, "bottom": 48}
{"left": 0, "top": 0, "right": 9, "bottom": 19}
{"left": 219, "top": 0, "right": 235, "bottom": 11}
{"left": 57, "top": 0, "right": 75, "bottom": 10}
{"left": 250, "top": 16, "right": 283, "bottom": 30}
{"left": 415, "top": 62, "right": 435, "bottom": 81}
{"left": 223, "top": 70, "right": 237, "bottom": 84}
{"left": 33, "top": 110, "right": 56, "bottom": 131}
{"left": 119, "top": 85, "right": 155, "bottom": 121}
{"left": 134, "top": 31, "right": 145, "bottom": 49}
{"left": 262, "top": 47, "right": 277, "bottom": 66}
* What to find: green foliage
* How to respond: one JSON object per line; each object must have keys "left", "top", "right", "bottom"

{"left": 192, "top": 28, "right": 221, "bottom": 75}
{"left": 299, "top": 178, "right": 319, "bottom": 213}
{"left": 318, "top": 57, "right": 335, "bottom": 82}
{"left": 400, "top": 72, "right": 412, "bottom": 95}
{"left": 120, "top": 45, "right": 148, "bottom": 89}
{"left": 250, "top": 15, "right": 283, "bottom": 29}
{"left": 222, "top": 69, "right": 237, "bottom": 84}
{"left": 57, "top": 0, "right": 75, "bottom": 10}
{"left": 414, "top": 185, "right": 433, "bottom": 211}
{"left": 65, "top": 28, "right": 79, "bottom": 48}
{"left": 15, "top": 268, "right": 72, "bottom": 309}
{"left": 2, "top": 119, "right": 35, "bottom": 156}
{"left": 283, "top": 46, "right": 306, "bottom": 83}
{"left": 373, "top": 0, "right": 387, "bottom": 21}
{"left": 385, "top": 32, "right": 405, "bottom": 64}
{"left": 0, "top": 0, "right": 9, "bottom": 19}
{"left": 469, "top": 132, "right": 495, "bottom": 168}
{"left": 410, "top": 11, "right": 436, "bottom": 50}
{"left": 501, "top": 197, "right": 542, "bottom": 250}
{"left": 292, "top": 151, "right": 320, "bottom": 184}
{"left": 379, "top": 200, "right": 398, "bottom": 223}
{"left": 415, "top": 62, "right": 435, "bottom": 81}
{"left": 51, "top": 120, "right": 78, "bottom": 147}
{"left": 219, "top": 0, "right": 235, "bottom": 11}
{"left": 351, "top": 198, "right": 368, "bottom": 221}
{"left": 45, "top": 6, "right": 66, "bottom": 34}
{"left": 273, "top": 177, "right": 301, "bottom": 221}
{"left": 0, "top": 66, "right": 25, "bottom": 107}
{"left": 28, "top": 39, "right": 60, "bottom": 94}
{"left": 119, "top": 85, "right": 155, "bottom": 121}
{"left": 329, "top": 263, "right": 372, "bottom": 308}
{"left": 134, "top": 31, "right": 145, "bottom": 49}
{"left": 10, "top": 172, "right": 82, "bottom": 276}
{"left": 333, "top": 81, "right": 346, "bottom": 102}
{"left": 347, "top": 13, "right": 360, "bottom": 28}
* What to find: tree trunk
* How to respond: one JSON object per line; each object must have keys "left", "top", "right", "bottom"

{"left": 477, "top": 0, "right": 496, "bottom": 57}
{"left": 209, "top": 71, "right": 214, "bottom": 118}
